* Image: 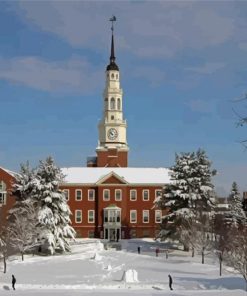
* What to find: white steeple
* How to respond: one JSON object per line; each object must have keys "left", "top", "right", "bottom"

{"left": 97, "top": 17, "right": 128, "bottom": 152}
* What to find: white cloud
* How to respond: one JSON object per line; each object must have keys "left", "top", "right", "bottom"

{"left": 0, "top": 56, "right": 103, "bottom": 94}
{"left": 13, "top": 1, "right": 243, "bottom": 59}
{"left": 186, "top": 62, "right": 225, "bottom": 75}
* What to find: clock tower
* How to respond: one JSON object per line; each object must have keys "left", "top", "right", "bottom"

{"left": 95, "top": 17, "right": 129, "bottom": 167}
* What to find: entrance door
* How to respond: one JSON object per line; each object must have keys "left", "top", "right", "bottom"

{"left": 109, "top": 229, "right": 115, "bottom": 241}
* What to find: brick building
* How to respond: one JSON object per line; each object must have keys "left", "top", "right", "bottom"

{"left": 0, "top": 23, "right": 170, "bottom": 240}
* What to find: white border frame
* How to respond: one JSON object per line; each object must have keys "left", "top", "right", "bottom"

{"left": 130, "top": 210, "right": 137, "bottom": 223}
{"left": 88, "top": 189, "right": 95, "bottom": 201}
{"left": 130, "top": 189, "right": 137, "bottom": 201}
{"left": 103, "top": 189, "right": 110, "bottom": 201}
{"left": 142, "top": 189, "right": 149, "bottom": 201}
{"left": 142, "top": 210, "right": 149, "bottom": 223}
{"left": 88, "top": 210, "right": 95, "bottom": 223}
{"left": 75, "top": 189, "right": 82, "bottom": 201}
{"left": 115, "top": 189, "right": 122, "bottom": 201}
{"left": 75, "top": 210, "right": 82, "bottom": 223}
{"left": 63, "top": 189, "right": 70, "bottom": 201}
{"left": 155, "top": 210, "right": 162, "bottom": 223}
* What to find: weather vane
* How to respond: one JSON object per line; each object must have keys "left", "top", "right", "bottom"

{"left": 109, "top": 15, "right": 117, "bottom": 32}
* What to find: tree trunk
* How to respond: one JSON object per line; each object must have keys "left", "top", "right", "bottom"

{"left": 219, "top": 258, "right": 222, "bottom": 276}
{"left": 21, "top": 252, "right": 24, "bottom": 261}
{"left": 3, "top": 255, "right": 6, "bottom": 273}
{"left": 183, "top": 244, "right": 189, "bottom": 252}
{"left": 192, "top": 247, "right": 194, "bottom": 257}
{"left": 202, "top": 249, "right": 204, "bottom": 264}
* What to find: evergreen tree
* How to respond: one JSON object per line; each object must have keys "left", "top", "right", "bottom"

{"left": 33, "top": 157, "right": 75, "bottom": 254}
{"left": 157, "top": 149, "right": 216, "bottom": 241}
{"left": 8, "top": 162, "right": 39, "bottom": 259}
{"left": 226, "top": 182, "right": 246, "bottom": 227}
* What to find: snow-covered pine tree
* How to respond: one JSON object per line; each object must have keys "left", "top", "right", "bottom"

{"left": 8, "top": 162, "right": 39, "bottom": 259}
{"left": 157, "top": 151, "right": 198, "bottom": 240}
{"left": 33, "top": 156, "right": 75, "bottom": 254}
{"left": 157, "top": 149, "right": 216, "bottom": 242}
{"left": 225, "top": 182, "right": 246, "bottom": 227}
{"left": 194, "top": 149, "right": 216, "bottom": 212}
{"left": 9, "top": 161, "right": 35, "bottom": 217}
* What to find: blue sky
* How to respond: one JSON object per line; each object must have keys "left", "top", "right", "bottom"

{"left": 0, "top": 1, "right": 247, "bottom": 196}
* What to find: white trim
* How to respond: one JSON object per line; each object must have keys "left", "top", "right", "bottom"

{"left": 155, "top": 189, "right": 162, "bottom": 199}
{"left": 155, "top": 210, "right": 162, "bottom": 223}
{"left": 88, "top": 210, "right": 95, "bottom": 223}
{"left": 75, "top": 189, "right": 82, "bottom": 201}
{"left": 142, "top": 189, "right": 149, "bottom": 201}
{"left": 0, "top": 192, "right": 6, "bottom": 206}
{"left": 75, "top": 210, "right": 82, "bottom": 223}
{"left": 103, "top": 189, "right": 110, "bottom": 201}
{"left": 88, "top": 189, "right": 95, "bottom": 201}
{"left": 130, "top": 210, "right": 137, "bottom": 223}
{"left": 130, "top": 189, "right": 137, "bottom": 201}
{"left": 115, "top": 189, "right": 122, "bottom": 201}
{"left": 142, "top": 210, "right": 149, "bottom": 223}
{"left": 63, "top": 189, "right": 69, "bottom": 201}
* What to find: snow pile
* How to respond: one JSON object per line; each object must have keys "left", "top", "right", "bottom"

{"left": 92, "top": 252, "right": 102, "bottom": 261}
{"left": 105, "top": 264, "right": 112, "bottom": 270}
{"left": 122, "top": 269, "right": 139, "bottom": 283}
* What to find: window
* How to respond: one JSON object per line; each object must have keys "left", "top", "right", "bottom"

{"left": 103, "top": 189, "right": 110, "bottom": 201}
{"left": 143, "top": 229, "right": 150, "bottom": 237}
{"left": 155, "top": 190, "right": 162, "bottom": 199}
{"left": 143, "top": 210, "right": 149, "bottom": 223}
{"left": 75, "top": 189, "right": 82, "bottom": 201}
{"left": 104, "top": 97, "right": 108, "bottom": 109}
{"left": 75, "top": 210, "right": 82, "bottom": 223}
{"left": 155, "top": 210, "right": 162, "bottom": 223}
{"left": 111, "top": 115, "right": 114, "bottom": 120}
{"left": 88, "top": 189, "right": 95, "bottom": 201}
{"left": 110, "top": 97, "right": 115, "bottom": 109}
{"left": 63, "top": 189, "right": 69, "bottom": 201}
{"left": 117, "top": 98, "right": 121, "bottom": 110}
{"left": 88, "top": 210, "right": 95, "bottom": 223}
{"left": 0, "top": 181, "right": 6, "bottom": 205}
{"left": 88, "top": 230, "right": 95, "bottom": 238}
{"left": 115, "top": 189, "right": 122, "bottom": 201}
{"left": 143, "top": 190, "right": 149, "bottom": 201}
{"left": 130, "top": 190, "right": 137, "bottom": 201}
{"left": 130, "top": 229, "right": 136, "bottom": 238}
{"left": 130, "top": 210, "right": 137, "bottom": 223}
{"left": 111, "top": 73, "right": 114, "bottom": 79}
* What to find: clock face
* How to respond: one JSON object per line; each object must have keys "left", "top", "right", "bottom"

{"left": 107, "top": 128, "right": 118, "bottom": 140}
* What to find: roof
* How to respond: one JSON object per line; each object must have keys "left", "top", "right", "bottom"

{"left": 61, "top": 167, "right": 170, "bottom": 185}
{"left": 0, "top": 166, "right": 18, "bottom": 178}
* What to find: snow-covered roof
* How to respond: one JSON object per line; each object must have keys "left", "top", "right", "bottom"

{"left": 0, "top": 166, "right": 17, "bottom": 177}
{"left": 61, "top": 167, "right": 170, "bottom": 185}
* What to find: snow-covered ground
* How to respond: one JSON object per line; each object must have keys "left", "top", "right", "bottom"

{"left": 0, "top": 239, "right": 246, "bottom": 295}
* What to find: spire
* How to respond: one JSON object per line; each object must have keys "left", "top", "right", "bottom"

{"left": 107, "top": 16, "right": 119, "bottom": 71}
{"left": 110, "top": 33, "right": 115, "bottom": 63}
